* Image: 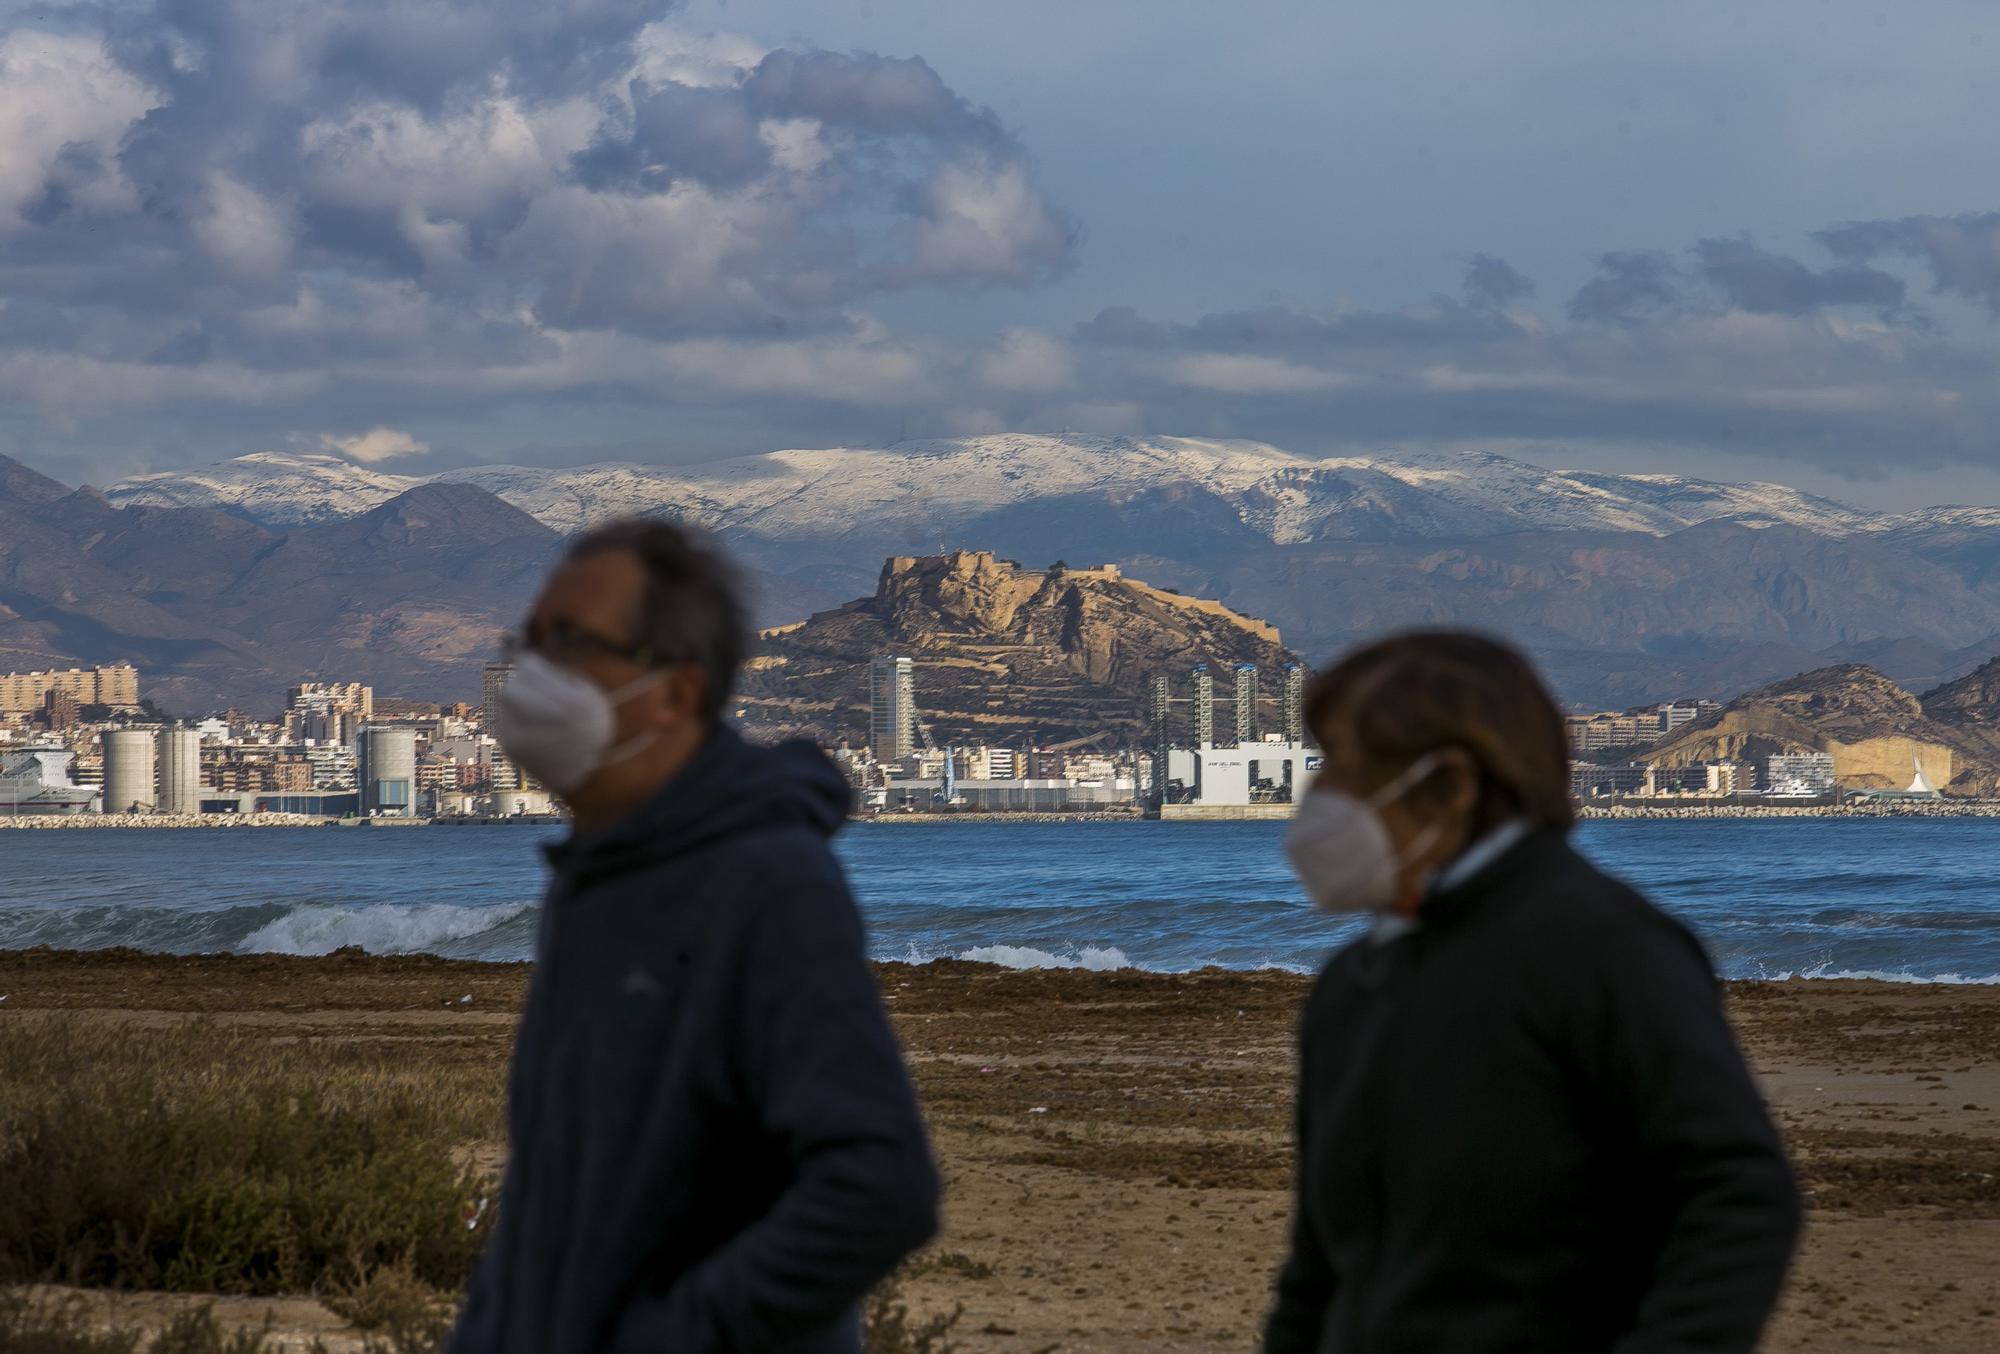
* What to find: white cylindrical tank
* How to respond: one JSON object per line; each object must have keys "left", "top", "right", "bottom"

{"left": 156, "top": 729, "right": 203, "bottom": 815}
{"left": 102, "top": 729, "right": 156, "bottom": 814}
{"left": 359, "top": 726, "right": 418, "bottom": 815}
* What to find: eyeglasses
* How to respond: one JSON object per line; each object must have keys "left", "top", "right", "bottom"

{"left": 499, "top": 623, "right": 658, "bottom": 668}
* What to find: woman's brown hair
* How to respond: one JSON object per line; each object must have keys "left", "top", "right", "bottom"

{"left": 1304, "top": 630, "right": 1575, "bottom": 834}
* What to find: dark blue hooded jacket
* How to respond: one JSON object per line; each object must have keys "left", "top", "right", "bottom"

{"left": 447, "top": 727, "right": 939, "bottom": 1354}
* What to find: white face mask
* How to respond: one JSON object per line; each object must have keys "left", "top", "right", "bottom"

{"left": 1284, "top": 752, "right": 1444, "bottom": 914}
{"left": 493, "top": 651, "right": 664, "bottom": 796}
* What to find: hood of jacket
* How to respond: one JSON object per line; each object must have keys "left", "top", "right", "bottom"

{"left": 545, "top": 724, "right": 851, "bottom": 888}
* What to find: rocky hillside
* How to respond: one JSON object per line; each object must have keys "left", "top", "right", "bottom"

{"left": 1650, "top": 664, "right": 1981, "bottom": 792}
{"left": 1916, "top": 657, "right": 2000, "bottom": 792}
{"left": 0, "top": 454, "right": 563, "bottom": 713}
{"left": 736, "top": 551, "right": 1300, "bottom": 746}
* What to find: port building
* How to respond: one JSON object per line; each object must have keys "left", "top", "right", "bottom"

{"left": 358, "top": 726, "right": 418, "bottom": 816}
{"left": 101, "top": 729, "right": 157, "bottom": 813}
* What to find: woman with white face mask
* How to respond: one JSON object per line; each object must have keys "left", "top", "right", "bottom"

{"left": 1263, "top": 631, "right": 1800, "bottom": 1354}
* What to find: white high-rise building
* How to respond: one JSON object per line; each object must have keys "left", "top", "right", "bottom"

{"left": 1764, "top": 751, "right": 1835, "bottom": 796}
{"left": 869, "top": 657, "right": 916, "bottom": 760}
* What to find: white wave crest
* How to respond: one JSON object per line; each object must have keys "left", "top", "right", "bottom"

{"left": 1772, "top": 963, "right": 2000, "bottom": 985}
{"left": 239, "top": 903, "right": 534, "bottom": 957}
{"left": 957, "top": 944, "right": 1131, "bottom": 971}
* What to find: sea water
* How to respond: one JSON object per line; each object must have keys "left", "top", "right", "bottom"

{"left": 0, "top": 818, "right": 1996, "bottom": 981}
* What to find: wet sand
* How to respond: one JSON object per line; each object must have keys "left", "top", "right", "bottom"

{"left": 1, "top": 947, "right": 1996, "bottom": 1351}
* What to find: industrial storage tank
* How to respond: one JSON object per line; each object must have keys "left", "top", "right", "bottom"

{"left": 101, "top": 729, "right": 156, "bottom": 814}
{"left": 358, "top": 726, "right": 417, "bottom": 815}
{"left": 156, "top": 728, "right": 204, "bottom": 815}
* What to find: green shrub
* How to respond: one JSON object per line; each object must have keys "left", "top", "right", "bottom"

{"left": 0, "top": 1020, "right": 499, "bottom": 1298}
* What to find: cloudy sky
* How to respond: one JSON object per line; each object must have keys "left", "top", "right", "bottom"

{"left": 3, "top": 0, "right": 1998, "bottom": 507}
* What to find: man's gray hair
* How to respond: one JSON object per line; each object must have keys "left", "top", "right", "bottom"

{"left": 566, "top": 517, "right": 749, "bottom": 724}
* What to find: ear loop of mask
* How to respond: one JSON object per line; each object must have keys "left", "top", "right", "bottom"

{"left": 596, "top": 671, "right": 671, "bottom": 772}
{"left": 1369, "top": 750, "right": 1449, "bottom": 879}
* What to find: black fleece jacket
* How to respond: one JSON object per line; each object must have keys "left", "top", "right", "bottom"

{"left": 447, "top": 727, "right": 939, "bottom": 1354}
{"left": 1264, "top": 829, "right": 1800, "bottom": 1354}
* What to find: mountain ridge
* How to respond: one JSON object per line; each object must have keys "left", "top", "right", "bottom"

{"left": 106, "top": 436, "right": 1895, "bottom": 542}
{"left": 22, "top": 440, "right": 2000, "bottom": 712}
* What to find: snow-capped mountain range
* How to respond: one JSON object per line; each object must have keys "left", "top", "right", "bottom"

{"left": 104, "top": 435, "right": 1993, "bottom": 544}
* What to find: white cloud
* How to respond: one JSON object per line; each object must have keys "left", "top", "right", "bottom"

{"left": 500, "top": 182, "right": 789, "bottom": 328}
{"left": 192, "top": 172, "right": 293, "bottom": 279}
{"left": 910, "top": 160, "right": 1075, "bottom": 283}
{"left": 299, "top": 93, "right": 589, "bottom": 223}
{"left": 656, "top": 335, "right": 930, "bottom": 403}
{"left": 1164, "top": 354, "right": 1350, "bottom": 395}
{"left": 631, "top": 23, "right": 767, "bottom": 89}
{"left": 320, "top": 427, "right": 430, "bottom": 463}
{"left": 975, "top": 329, "right": 1073, "bottom": 393}
{"left": 0, "top": 31, "right": 158, "bottom": 234}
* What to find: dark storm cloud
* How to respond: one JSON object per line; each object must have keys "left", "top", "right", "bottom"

{"left": 1567, "top": 251, "right": 1682, "bottom": 323}
{"left": 1463, "top": 253, "right": 1533, "bottom": 310}
{"left": 1075, "top": 297, "right": 1523, "bottom": 354}
{"left": 1694, "top": 237, "right": 1903, "bottom": 315}
{"left": 135, "top": 0, "right": 672, "bottom": 107}
{"left": 1046, "top": 221, "right": 2000, "bottom": 479}
{"left": 741, "top": 50, "right": 1008, "bottom": 148}
{"left": 1817, "top": 212, "right": 2000, "bottom": 314}
{"left": 573, "top": 82, "right": 773, "bottom": 190}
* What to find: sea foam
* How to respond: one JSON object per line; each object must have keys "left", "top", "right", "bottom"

{"left": 1773, "top": 962, "right": 2000, "bottom": 985}
{"left": 956, "top": 944, "right": 1132, "bottom": 971}
{"left": 239, "top": 902, "right": 535, "bottom": 958}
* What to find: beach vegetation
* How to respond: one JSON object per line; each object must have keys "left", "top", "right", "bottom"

{"left": 0, "top": 1019, "right": 499, "bottom": 1299}
{"left": 0, "top": 1289, "right": 274, "bottom": 1354}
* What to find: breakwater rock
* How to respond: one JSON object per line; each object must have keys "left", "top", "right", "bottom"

{"left": 1580, "top": 801, "right": 2000, "bottom": 820}
{"left": 0, "top": 813, "right": 332, "bottom": 829}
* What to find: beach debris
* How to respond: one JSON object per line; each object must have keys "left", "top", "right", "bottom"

{"left": 460, "top": 994, "right": 474, "bottom": 1004}
{"left": 1028, "top": 1106, "right": 1048, "bottom": 1114}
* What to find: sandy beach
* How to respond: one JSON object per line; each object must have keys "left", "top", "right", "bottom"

{"left": 0, "top": 947, "right": 1995, "bottom": 1351}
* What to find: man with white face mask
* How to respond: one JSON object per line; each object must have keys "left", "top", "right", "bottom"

{"left": 448, "top": 519, "right": 938, "bottom": 1354}
{"left": 1264, "top": 631, "right": 1799, "bottom": 1354}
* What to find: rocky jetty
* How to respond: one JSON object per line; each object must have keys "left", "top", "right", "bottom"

{"left": 0, "top": 813, "right": 332, "bottom": 829}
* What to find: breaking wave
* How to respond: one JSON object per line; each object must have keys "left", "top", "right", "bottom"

{"left": 240, "top": 903, "right": 538, "bottom": 958}
{"left": 0, "top": 901, "right": 538, "bottom": 961}
{"left": 1761, "top": 962, "right": 2000, "bottom": 985}
{"left": 955, "top": 944, "right": 1132, "bottom": 971}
